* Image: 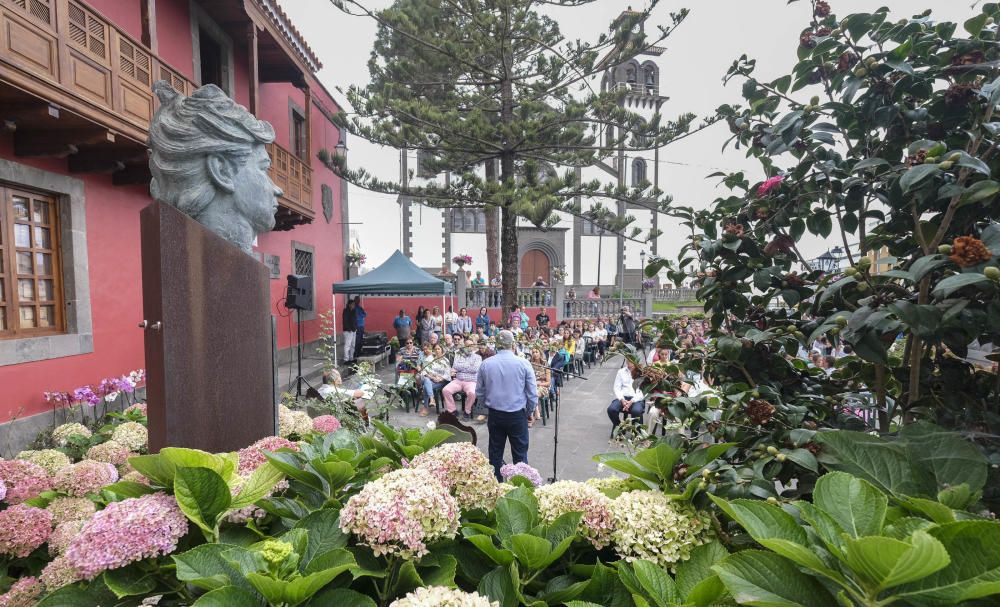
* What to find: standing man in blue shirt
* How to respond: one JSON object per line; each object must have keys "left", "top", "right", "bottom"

{"left": 353, "top": 296, "right": 367, "bottom": 361}
{"left": 476, "top": 330, "right": 538, "bottom": 479}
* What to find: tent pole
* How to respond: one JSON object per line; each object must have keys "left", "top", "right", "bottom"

{"left": 332, "top": 293, "right": 338, "bottom": 368}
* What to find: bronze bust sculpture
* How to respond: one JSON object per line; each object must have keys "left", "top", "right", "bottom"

{"left": 149, "top": 81, "right": 282, "bottom": 254}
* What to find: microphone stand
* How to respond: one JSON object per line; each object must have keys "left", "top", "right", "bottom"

{"left": 528, "top": 360, "right": 586, "bottom": 483}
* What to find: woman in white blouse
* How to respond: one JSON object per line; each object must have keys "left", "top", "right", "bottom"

{"left": 608, "top": 357, "right": 645, "bottom": 433}
{"left": 430, "top": 305, "right": 444, "bottom": 337}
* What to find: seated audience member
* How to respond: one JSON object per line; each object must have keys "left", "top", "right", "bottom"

{"left": 443, "top": 338, "right": 482, "bottom": 420}
{"left": 528, "top": 348, "right": 550, "bottom": 427}
{"left": 418, "top": 344, "right": 451, "bottom": 417}
{"left": 395, "top": 338, "right": 421, "bottom": 373}
{"left": 477, "top": 341, "right": 495, "bottom": 361}
{"left": 608, "top": 357, "right": 645, "bottom": 435}
{"left": 318, "top": 370, "right": 373, "bottom": 413}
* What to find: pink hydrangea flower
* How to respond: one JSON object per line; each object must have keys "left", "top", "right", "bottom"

{"left": 39, "top": 555, "right": 82, "bottom": 592}
{"left": 124, "top": 402, "right": 147, "bottom": 416}
{"left": 312, "top": 415, "right": 342, "bottom": 433}
{"left": 500, "top": 462, "right": 544, "bottom": 487}
{"left": 757, "top": 175, "right": 784, "bottom": 197}
{"left": 46, "top": 496, "right": 97, "bottom": 525}
{"left": 0, "top": 504, "right": 53, "bottom": 558}
{"left": 49, "top": 520, "right": 86, "bottom": 556}
{"left": 54, "top": 461, "right": 119, "bottom": 497}
{"left": 85, "top": 441, "right": 131, "bottom": 466}
{"left": 66, "top": 493, "right": 188, "bottom": 579}
{"left": 0, "top": 479, "right": 5, "bottom": 502}
{"left": 237, "top": 436, "right": 299, "bottom": 475}
{"left": 0, "top": 459, "right": 51, "bottom": 504}
{"left": 0, "top": 576, "right": 44, "bottom": 607}
{"left": 340, "top": 468, "right": 459, "bottom": 558}
{"left": 410, "top": 443, "right": 503, "bottom": 510}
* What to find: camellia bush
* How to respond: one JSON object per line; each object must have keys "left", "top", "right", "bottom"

{"left": 648, "top": 1, "right": 1000, "bottom": 507}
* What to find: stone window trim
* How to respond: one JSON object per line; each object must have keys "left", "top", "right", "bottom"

{"left": 288, "top": 98, "right": 308, "bottom": 161}
{"left": 290, "top": 240, "right": 316, "bottom": 321}
{"left": 0, "top": 158, "right": 92, "bottom": 366}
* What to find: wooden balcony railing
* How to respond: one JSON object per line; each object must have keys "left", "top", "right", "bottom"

{"left": 267, "top": 142, "right": 314, "bottom": 227}
{"left": 0, "top": 0, "right": 195, "bottom": 143}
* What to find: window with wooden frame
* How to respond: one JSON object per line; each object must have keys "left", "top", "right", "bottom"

{"left": 0, "top": 186, "right": 63, "bottom": 338}
{"left": 291, "top": 108, "right": 308, "bottom": 161}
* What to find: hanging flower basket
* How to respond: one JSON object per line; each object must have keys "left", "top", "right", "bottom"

{"left": 346, "top": 249, "right": 366, "bottom": 266}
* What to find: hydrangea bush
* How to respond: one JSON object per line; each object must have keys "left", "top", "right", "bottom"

{"left": 411, "top": 442, "right": 504, "bottom": 510}
{"left": 535, "top": 480, "right": 614, "bottom": 549}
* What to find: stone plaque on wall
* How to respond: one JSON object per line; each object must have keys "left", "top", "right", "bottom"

{"left": 321, "top": 184, "right": 333, "bottom": 223}
{"left": 264, "top": 254, "right": 281, "bottom": 279}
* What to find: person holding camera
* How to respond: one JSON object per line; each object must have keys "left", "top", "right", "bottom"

{"left": 608, "top": 357, "right": 645, "bottom": 435}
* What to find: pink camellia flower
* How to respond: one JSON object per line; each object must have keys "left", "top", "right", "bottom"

{"left": 0, "top": 459, "right": 51, "bottom": 504}
{"left": 54, "top": 460, "right": 119, "bottom": 497}
{"left": 312, "top": 415, "right": 342, "bottom": 433}
{"left": 0, "top": 504, "right": 53, "bottom": 558}
{"left": 756, "top": 175, "right": 784, "bottom": 197}
{"left": 237, "top": 436, "right": 299, "bottom": 475}
{"left": 0, "top": 576, "right": 44, "bottom": 607}
{"left": 65, "top": 493, "right": 188, "bottom": 579}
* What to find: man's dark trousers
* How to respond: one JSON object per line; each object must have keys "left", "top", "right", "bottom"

{"left": 487, "top": 408, "right": 529, "bottom": 480}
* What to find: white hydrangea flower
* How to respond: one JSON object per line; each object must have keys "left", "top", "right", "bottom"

{"left": 390, "top": 586, "right": 498, "bottom": 607}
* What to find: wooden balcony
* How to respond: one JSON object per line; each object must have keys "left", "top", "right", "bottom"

{"left": 267, "top": 142, "right": 314, "bottom": 230}
{"left": 0, "top": 0, "right": 194, "bottom": 144}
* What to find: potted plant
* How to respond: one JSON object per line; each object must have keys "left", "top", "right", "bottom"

{"left": 346, "top": 248, "right": 366, "bottom": 266}
{"left": 452, "top": 254, "right": 472, "bottom": 268}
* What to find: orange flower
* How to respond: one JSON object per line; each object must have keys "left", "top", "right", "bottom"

{"left": 949, "top": 236, "right": 993, "bottom": 268}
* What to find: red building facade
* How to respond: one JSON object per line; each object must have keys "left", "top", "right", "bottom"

{"left": 0, "top": 0, "right": 346, "bottom": 440}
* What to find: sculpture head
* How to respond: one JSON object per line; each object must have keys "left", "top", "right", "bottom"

{"left": 149, "top": 81, "right": 281, "bottom": 254}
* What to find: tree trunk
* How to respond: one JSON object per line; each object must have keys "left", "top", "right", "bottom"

{"left": 500, "top": 75, "right": 517, "bottom": 315}
{"left": 484, "top": 159, "right": 500, "bottom": 282}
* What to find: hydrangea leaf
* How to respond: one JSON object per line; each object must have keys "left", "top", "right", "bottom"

{"left": 813, "top": 472, "right": 887, "bottom": 538}
{"left": 293, "top": 509, "right": 349, "bottom": 568}
{"left": 842, "top": 531, "right": 950, "bottom": 591}
{"left": 713, "top": 550, "right": 836, "bottom": 607}
{"left": 229, "top": 462, "right": 285, "bottom": 511}
{"left": 174, "top": 467, "right": 233, "bottom": 540}
{"left": 893, "top": 520, "right": 1000, "bottom": 604}
{"left": 511, "top": 533, "right": 553, "bottom": 570}
{"left": 190, "top": 586, "right": 258, "bottom": 607}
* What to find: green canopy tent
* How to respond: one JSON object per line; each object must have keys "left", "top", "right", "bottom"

{"left": 332, "top": 250, "right": 454, "bottom": 365}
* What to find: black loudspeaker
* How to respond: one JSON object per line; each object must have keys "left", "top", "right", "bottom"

{"left": 285, "top": 274, "right": 313, "bottom": 311}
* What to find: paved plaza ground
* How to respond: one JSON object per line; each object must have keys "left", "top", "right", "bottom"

{"left": 280, "top": 352, "right": 627, "bottom": 481}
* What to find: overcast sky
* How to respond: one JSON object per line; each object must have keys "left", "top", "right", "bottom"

{"left": 281, "top": 0, "right": 976, "bottom": 264}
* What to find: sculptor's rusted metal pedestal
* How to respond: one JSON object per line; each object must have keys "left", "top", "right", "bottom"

{"left": 140, "top": 201, "right": 275, "bottom": 453}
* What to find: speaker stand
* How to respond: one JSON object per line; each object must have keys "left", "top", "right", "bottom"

{"left": 291, "top": 307, "right": 315, "bottom": 397}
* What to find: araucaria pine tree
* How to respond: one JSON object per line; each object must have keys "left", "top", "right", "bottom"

{"left": 325, "top": 0, "right": 713, "bottom": 311}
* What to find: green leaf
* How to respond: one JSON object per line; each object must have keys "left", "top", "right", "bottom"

{"left": 960, "top": 180, "right": 1000, "bottom": 206}
{"left": 102, "top": 565, "right": 156, "bottom": 598}
{"left": 965, "top": 13, "right": 989, "bottom": 36}
{"left": 843, "top": 531, "right": 950, "bottom": 591}
{"left": 909, "top": 254, "right": 949, "bottom": 282}
{"left": 579, "top": 561, "right": 632, "bottom": 607}
{"left": 479, "top": 565, "right": 519, "bottom": 607}
{"left": 303, "top": 548, "right": 356, "bottom": 576}
{"left": 230, "top": 462, "right": 284, "bottom": 510}
{"left": 815, "top": 431, "right": 919, "bottom": 496}
{"left": 173, "top": 544, "right": 256, "bottom": 593}
{"left": 894, "top": 520, "right": 1000, "bottom": 604}
{"left": 932, "top": 273, "right": 991, "bottom": 299}
{"left": 713, "top": 550, "right": 836, "bottom": 606}
{"left": 899, "top": 422, "right": 989, "bottom": 495}
{"left": 593, "top": 452, "right": 660, "bottom": 484}
{"left": 161, "top": 447, "right": 236, "bottom": 481}
{"left": 191, "top": 587, "right": 258, "bottom": 607}
{"left": 466, "top": 533, "right": 516, "bottom": 565}
{"left": 717, "top": 335, "right": 743, "bottom": 362}
{"left": 676, "top": 541, "right": 728, "bottom": 600}
{"left": 420, "top": 428, "right": 455, "bottom": 449}
{"left": 899, "top": 164, "right": 940, "bottom": 194}
{"left": 496, "top": 494, "right": 536, "bottom": 541}
{"left": 784, "top": 449, "right": 818, "bottom": 472}
{"left": 294, "top": 509, "right": 349, "bottom": 567}
{"left": 813, "top": 472, "right": 887, "bottom": 538}
{"left": 633, "top": 443, "right": 683, "bottom": 481}
{"left": 711, "top": 496, "right": 835, "bottom": 578}
{"left": 100, "top": 480, "right": 158, "bottom": 498}
{"left": 539, "top": 576, "right": 589, "bottom": 605}
{"left": 817, "top": 276, "right": 856, "bottom": 309}
{"left": 852, "top": 158, "right": 889, "bottom": 173}
{"left": 174, "top": 467, "right": 232, "bottom": 538}
{"left": 896, "top": 496, "right": 956, "bottom": 524}
{"left": 35, "top": 578, "right": 118, "bottom": 607}
{"left": 510, "top": 534, "right": 552, "bottom": 570}
{"left": 247, "top": 567, "right": 345, "bottom": 607}
{"left": 306, "top": 588, "right": 377, "bottom": 607}
{"left": 633, "top": 560, "right": 681, "bottom": 606}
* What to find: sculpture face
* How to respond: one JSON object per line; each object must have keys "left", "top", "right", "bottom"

{"left": 231, "top": 144, "right": 281, "bottom": 234}
{"left": 149, "top": 81, "right": 279, "bottom": 254}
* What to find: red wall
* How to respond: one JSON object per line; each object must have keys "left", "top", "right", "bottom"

{"left": 87, "top": 0, "right": 143, "bottom": 42}
{"left": 155, "top": 0, "right": 194, "bottom": 80}
{"left": 0, "top": 137, "right": 148, "bottom": 420}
